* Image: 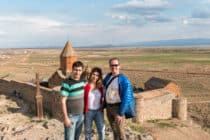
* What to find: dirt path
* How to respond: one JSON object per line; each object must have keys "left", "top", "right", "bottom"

{"left": 148, "top": 121, "right": 210, "bottom": 140}
{"left": 19, "top": 51, "right": 32, "bottom": 63}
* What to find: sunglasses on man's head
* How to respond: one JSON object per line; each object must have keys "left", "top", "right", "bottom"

{"left": 110, "top": 64, "right": 119, "bottom": 67}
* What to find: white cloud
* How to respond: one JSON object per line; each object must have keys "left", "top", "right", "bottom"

{"left": 112, "top": 14, "right": 129, "bottom": 20}
{"left": 110, "top": 0, "right": 171, "bottom": 25}
{"left": 191, "top": 8, "right": 210, "bottom": 19}
{"left": 0, "top": 30, "right": 6, "bottom": 35}
{"left": 0, "top": 13, "right": 210, "bottom": 48}
{"left": 113, "top": 0, "right": 169, "bottom": 10}
{"left": 107, "top": 13, "right": 137, "bottom": 22}
{"left": 189, "top": 18, "right": 210, "bottom": 25}
{"left": 180, "top": 16, "right": 210, "bottom": 26}
{"left": 0, "top": 15, "right": 64, "bottom": 29}
{"left": 201, "top": 0, "right": 210, "bottom": 3}
{"left": 108, "top": 12, "right": 171, "bottom": 26}
{"left": 46, "top": 21, "right": 210, "bottom": 46}
{"left": 1, "top": 20, "right": 210, "bottom": 47}
{"left": 182, "top": 19, "right": 189, "bottom": 25}
{"left": 0, "top": 15, "right": 66, "bottom": 47}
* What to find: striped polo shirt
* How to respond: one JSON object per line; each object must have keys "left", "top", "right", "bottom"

{"left": 60, "top": 78, "right": 86, "bottom": 114}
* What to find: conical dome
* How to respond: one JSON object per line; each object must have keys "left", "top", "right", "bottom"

{"left": 60, "top": 41, "right": 77, "bottom": 57}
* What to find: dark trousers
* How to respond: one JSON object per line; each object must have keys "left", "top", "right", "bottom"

{"left": 106, "top": 104, "right": 126, "bottom": 140}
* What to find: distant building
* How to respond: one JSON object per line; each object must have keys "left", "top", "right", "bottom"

{"left": 48, "top": 41, "right": 77, "bottom": 88}
{"left": 144, "top": 77, "right": 181, "bottom": 97}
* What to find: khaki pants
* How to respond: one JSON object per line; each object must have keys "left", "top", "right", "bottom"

{"left": 106, "top": 104, "right": 126, "bottom": 140}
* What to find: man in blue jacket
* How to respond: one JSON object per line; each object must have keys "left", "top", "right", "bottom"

{"left": 103, "top": 57, "right": 136, "bottom": 140}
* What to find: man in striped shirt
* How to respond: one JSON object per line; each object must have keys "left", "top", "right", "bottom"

{"left": 60, "top": 61, "right": 86, "bottom": 140}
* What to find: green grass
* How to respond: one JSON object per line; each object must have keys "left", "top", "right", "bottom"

{"left": 126, "top": 121, "right": 145, "bottom": 133}
{"left": 180, "top": 80, "right": 210, "bottom": 95}
{"left": 129, "top": 123, "right": 145, "bottom": 132}
{"left": 27, "top": 52, "right": 59, "bottom": 64}
{"left": 78, "top": 50, "right": 210, "bottom": 70}
{"left": 147, "top": 119, "right": 159, "bottom": 123}
{"left": 6, "top": 47, "right": 209, "bottom": 99}
{"left": 157, "top": 122, "right": 177, "bottom": 128}
{"left": 147, "top": 119, "right": 177, "bottom": 128}
{"left": 119, "top": 53, "right": 210, "bottom": 65}
{"left": 77, "top": 48, "right": 210, "bottom": 97}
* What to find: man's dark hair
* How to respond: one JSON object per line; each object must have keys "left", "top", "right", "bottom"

{"left": 109, "top": 57, "right": 120, "bottom": 65}
{"left": 72, "top": 61, "right": 84, "bottom": 69}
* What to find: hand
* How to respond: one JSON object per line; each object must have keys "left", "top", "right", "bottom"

{"left": 115, "top": 115, "right": 123, "bottom": 124}
{"left": 64, "top": 118, "right": 72, "bottom": 127}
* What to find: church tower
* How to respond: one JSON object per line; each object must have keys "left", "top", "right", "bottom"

{"left": 60, "top": 41, "right": 77, "bottom": 76}
{"left": 48, "top": 41, "right": 78, "bottom": 88}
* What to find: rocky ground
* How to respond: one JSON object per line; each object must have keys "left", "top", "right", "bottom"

{"left": 0, "top": 94, "right": 63, "bottom": 140}
{"left": 1, "top": 93, "right": 210, "bottom": 140}
{"left": 0, "top": 93, "right": 154, "bottom": 140}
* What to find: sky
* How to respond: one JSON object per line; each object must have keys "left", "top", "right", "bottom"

{"left": 0, "top": 0, "right": 210, "bottom": 48}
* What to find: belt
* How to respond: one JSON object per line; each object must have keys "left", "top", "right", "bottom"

{"left": 88, "top": 108, "right": 100, "bottom": 111}
{"left": 106, "top": 103, "right": 121, "bottom": 107}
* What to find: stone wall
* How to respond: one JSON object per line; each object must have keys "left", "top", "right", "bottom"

{"left": 0, "top": 79, "right": 63, "bottom": 121}
{"left": 0, "top": 78, "right": 186, "bottom": 123}
{"left": 48, "top": 70, "right": 66, "bottom": 88}
{"left": 134, "top": 89, "right": 176, "bottom": 123}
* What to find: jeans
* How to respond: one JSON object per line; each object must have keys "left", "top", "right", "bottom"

{"left": 64, "top": 113, "right": 84, "bottom": 140}
{"left": 85, "top": 110, "right": 105, "bottom": 140}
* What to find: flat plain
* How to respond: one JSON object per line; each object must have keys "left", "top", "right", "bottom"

{"left": 0, "top": 46, "right": 210, "bottom": 139}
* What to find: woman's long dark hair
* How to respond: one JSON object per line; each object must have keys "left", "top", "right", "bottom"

{"left": 88, "top": 67, "right": 103, "bottom": 88}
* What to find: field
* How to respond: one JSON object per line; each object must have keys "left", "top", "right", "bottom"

{"left": 0, "top": 46, "right": 210, "bottom": 131}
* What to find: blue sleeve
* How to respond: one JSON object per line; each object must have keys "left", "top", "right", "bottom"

{"left": 118, "top": 75, "right": 133, "bottom": 116}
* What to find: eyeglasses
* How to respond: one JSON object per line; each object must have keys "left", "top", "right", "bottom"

{"left": 110, "top": 64, "right": 119, "bottom": 67}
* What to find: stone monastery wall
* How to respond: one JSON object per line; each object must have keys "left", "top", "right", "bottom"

{"left": 0, "top": 78, "right": 186, "bottom": 122}
{"left": 0, "top": 79, "right": 63, "bottom": 121}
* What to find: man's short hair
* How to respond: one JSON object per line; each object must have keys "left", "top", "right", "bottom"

{"left": 72, "top": 61, "right": 84, "bottom": 69}
{"left": 109, "top": 57, "right": 120, "bottom": 65}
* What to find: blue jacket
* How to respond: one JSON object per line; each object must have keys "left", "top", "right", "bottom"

{"left": 103, "top": 73, "right": 136, "bottom": 118}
